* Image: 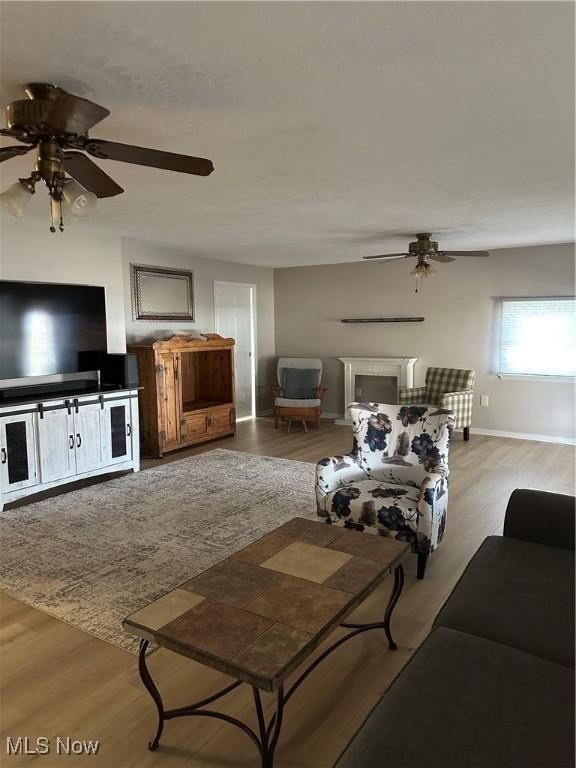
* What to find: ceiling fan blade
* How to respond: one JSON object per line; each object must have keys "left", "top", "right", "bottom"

{"left": 84, "top": 139, "right": 214, "bottom": 176}
{"left": 44, "top": 93, "right": 110, "bottom": 135}
{"left": 62, "top": 152, "right": 124, "bottom": 198}
{"left": 0, "top": 145, "right": 33, "bottom": 163}
{"left": 439, "top": 250, "right": 490, "bottom": 257}
{"left": 362, "top": 253, "right": 410, "bottom": 261}
{"left": 429, "top": 252, "right": 455, "bottom": 263}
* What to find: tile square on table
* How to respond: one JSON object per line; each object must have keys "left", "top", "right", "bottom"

{"left": 260, "top": 541, "right": 353, "bottom": 584}
{"left": 234, "top": 623, "right": 313, "bottom": 682}
{"left": 159, "top": 600, "right": 273, "bottom": 661}
{"left": 271, "top": 517, "right": 346, "bottom": 547}
{"left": 231, "top": 533, "right": 294, "bottom": 565}
{"left": 324, "top": 556, "right": 384, "bottom": 594}
{"left": 328, "top": 530, "right": 408, "bottom": 565}
{"left": 181, "top": 558, "right": 281, "bottom": 607}
{"left": 246, "top": 575, "right": 351, "bottom": 634}
{"left": 124, "top": 588, "right": 205, "bottom": 640}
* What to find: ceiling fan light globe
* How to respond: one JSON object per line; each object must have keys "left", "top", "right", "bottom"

{"left": 0, "top": 180, "right": 33, "bottom": 218}
{"left": 410, "top": 261, "right": 436, "bottom": 279}
{"left": 62, "top": 179, "right": 97, "bottom": 217}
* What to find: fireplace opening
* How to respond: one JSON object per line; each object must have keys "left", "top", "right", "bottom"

{"left": 354, "top": 375, "right": 397, "bottom": 404}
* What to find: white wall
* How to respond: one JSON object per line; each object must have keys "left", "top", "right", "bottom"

{"left": 0, "top": 213, "right": 126, "bottom": 353}
{"left": 274, "top": 243, "right": 575, "bottom": 440}
{"left": 122, "top": 239, "right": 275, "bottom": 413}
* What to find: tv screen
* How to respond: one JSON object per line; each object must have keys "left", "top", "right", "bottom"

{"left": 0, "top": 281, "right": 107, "bottom": 380}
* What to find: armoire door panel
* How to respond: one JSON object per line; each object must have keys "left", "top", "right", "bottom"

{"left": 159, "top": 353, "right": 181, "bottom": 450}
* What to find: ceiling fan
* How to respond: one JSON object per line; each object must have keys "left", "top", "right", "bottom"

{"left": 363, "top": 233, "right": 489, "bottom": 286}
{"left": 0, "top": 83, "right": 214, "bottom": 231}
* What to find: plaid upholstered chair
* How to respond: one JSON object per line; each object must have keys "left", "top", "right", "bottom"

{"left": 399, "top": 367, "right": 475, "bottom": 441}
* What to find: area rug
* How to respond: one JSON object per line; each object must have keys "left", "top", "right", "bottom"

{"left": 0, "top": 449, "right": 317, "bottom": 653}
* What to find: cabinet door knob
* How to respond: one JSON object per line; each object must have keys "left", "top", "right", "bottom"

{"left": 126, "top": 423, "right": 132, "bottom": 436}
{"left": 76, "top": 433, "right": 82, "bottom": 448}
{"left": 0, "top": 448, "right": 6, "bottom": 464}
{"left": 69, "top": 435, "right": 75, "bottom": 450}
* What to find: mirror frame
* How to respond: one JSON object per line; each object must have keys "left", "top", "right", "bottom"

{"left": 130, "top": 263, "right": 195, "bottom": 322}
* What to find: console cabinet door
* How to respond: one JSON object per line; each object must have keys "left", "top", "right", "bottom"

{"left": 73, "top": 404, "right": 104, "bottom": 473}
{"left": 36, "top": 408, "right": 76, "bottom": 483}
{"left": 0, "top": 413, "right": 38, "bottom": 492}
{"left": 102, "top": 399, "right": 133, "bottom": 465}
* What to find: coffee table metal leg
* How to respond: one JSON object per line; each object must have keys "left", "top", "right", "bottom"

{"left": 340, "top": 563, "right": 405, "bottom": 650}
{"left": 384, "top": 563, "right": 405, "bottom": 650}
{"left": 253, "top": 686, "right": 285, "bottom": 768}
{"left": 138, "top": 640, "right": 165, "bottom": 750}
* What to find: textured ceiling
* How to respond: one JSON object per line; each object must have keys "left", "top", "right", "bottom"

{"left": 0, "top": 1, "right": 574, "bottom": 267}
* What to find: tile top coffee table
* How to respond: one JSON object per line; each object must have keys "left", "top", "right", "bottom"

{"left": 124, "top": 517, "right": 409, "bottom": 768}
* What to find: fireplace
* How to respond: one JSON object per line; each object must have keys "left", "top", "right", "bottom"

{"left": 336, "top": 356, "right": 418, "bottom": 425}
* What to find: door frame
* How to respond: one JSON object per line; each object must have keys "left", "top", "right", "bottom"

{"left": 213, "top": 281, "right": 257, "bottom": 420}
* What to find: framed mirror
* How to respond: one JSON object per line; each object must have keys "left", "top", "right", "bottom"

{"left": 131, "top": 263, "right": 194, "bottom": 322}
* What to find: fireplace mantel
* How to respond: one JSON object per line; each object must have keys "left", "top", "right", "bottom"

{"left": 336, "top": 356, "right": 418, "bottom": 425}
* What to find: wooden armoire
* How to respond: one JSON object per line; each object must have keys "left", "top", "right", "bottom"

{"left": 129, "top": 334, "right": 236, "bottom": 458}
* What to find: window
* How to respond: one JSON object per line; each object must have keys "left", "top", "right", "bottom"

{"left": 498, "top": 297, "right": 576, "bottom": 377}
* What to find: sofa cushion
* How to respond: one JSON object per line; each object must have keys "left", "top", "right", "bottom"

{"left": 336, "top": 627, "right": 575, "bottom": 768}
{"left": 434, "top": 535, "right": 575, "bottom": 668}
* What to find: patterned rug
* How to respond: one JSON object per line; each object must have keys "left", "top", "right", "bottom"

{"left": 0, "top": 449, "right": 317, "bottom": 653}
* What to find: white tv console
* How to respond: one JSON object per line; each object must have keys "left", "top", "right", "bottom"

{"left": 0, "top": 388, "right": 140, "bottom": 512}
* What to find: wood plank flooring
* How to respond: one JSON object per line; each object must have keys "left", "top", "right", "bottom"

{"left": 1, "top": 418, "right": 574, "bottom": 767}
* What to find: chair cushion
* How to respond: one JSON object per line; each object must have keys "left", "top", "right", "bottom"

{"left": 434, "top": 536, "right": 575, "bottom": 668}
{"left": 282, "top": 367, "right": 320, "bottom": 398}
{"left": 336, "top": 627, "right": 575, "bottom": 768}
{"left": 324, "top": 480, "right": 420, "bottom": 538}
{"left": 275, "top": 397, "right": 321, "bottom": 407}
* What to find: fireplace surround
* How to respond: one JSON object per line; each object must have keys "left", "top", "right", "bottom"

{"left": 336, "top": 356, "right": 418, "bottom": 425}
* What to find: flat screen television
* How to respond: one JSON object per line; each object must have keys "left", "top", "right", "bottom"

{"left": 0, "top": 280, "right": 107, "bottom": 380}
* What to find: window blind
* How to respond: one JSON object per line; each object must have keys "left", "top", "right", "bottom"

{"left": 499, "top": 297, "right": 576, "bottom": 377}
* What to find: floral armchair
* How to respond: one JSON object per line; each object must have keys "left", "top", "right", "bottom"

{"left": 315, "top": 403, "right": 454, "bottom": 578}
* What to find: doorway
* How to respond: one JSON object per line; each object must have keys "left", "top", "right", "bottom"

{"left": 213, "top": 282, "right": 256, "bottom": 420}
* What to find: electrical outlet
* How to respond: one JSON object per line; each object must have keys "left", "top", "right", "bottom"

{"left": 480, "top": 395, "right": 489, "bottom": 407}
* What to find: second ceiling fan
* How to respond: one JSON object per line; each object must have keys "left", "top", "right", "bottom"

{"left": 363, "top": 233, "right": 489, "bottom": 286}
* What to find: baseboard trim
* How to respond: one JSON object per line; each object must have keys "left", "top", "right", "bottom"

{"left": 252, "top": 412, "right": 573, "bottom": 443}
{"left": 457, "top": 427, "right": 575, "bottom": 445}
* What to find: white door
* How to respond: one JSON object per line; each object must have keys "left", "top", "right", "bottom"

{"left": 214, "top": 282, "right": 256, "bottom": 420}
{"left": 36, "top": 407, "right": 76, "bottom": 483}
{"left": 102, "top": 399, "right": 133, "bottom": 466}
{"left": 73, "top": 403, "right": 104, "bottom": 473}
{"left": 0, "top": 412, "right": 38, "bottom": 492}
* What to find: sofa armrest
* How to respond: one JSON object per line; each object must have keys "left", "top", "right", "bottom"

{"left": 399, "top": 386, "right": 428, "bottom": 404}
{"left": 503, "top": 489, "right": 575, "bottom": 550}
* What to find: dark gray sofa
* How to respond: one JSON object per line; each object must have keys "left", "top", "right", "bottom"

{"left": 336, "top": 489, "right": 575, "bottom": 768}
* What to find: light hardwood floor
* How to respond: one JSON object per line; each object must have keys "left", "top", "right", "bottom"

{"left": 1, "top": 418, "right": 574, "bottom": 768}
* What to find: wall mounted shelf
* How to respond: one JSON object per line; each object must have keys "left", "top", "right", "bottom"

{"left": 340, "top": 317, "right": 425, "bottom": 324}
